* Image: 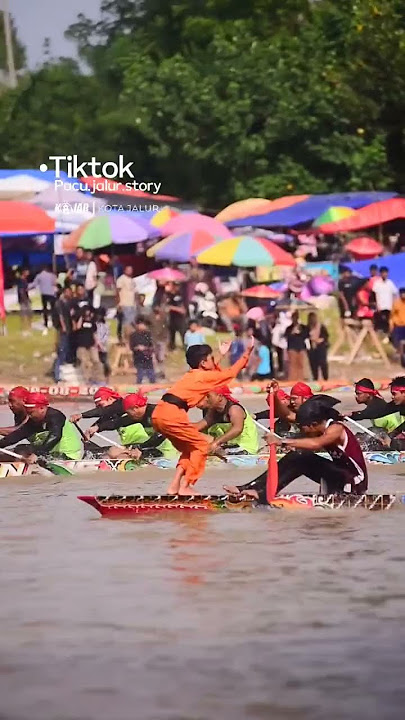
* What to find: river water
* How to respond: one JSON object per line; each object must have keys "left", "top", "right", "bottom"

{"left": 1, "top": 399, "right": 405, "bottom": 720}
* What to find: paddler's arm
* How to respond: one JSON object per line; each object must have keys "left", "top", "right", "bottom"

{"left": 267, "top": 381, "right": 295, "bottom": 423}
{"left": 0, "top": 421, "right": 33, "bottom": 447}
{"left": 141, "top": 432, "right": 166, "bottom": 449}
{"left": 34, "top": 413, "right": 65, "bottom": 455}
{"left": 96, "top": 415, "right": 124, "bottom": 433}
{"left": 210, "top": 406, "right": 245, "bottom": 449}
{"left": 389, "top": 419, "right": 405, "bottom": 439}
{"left": 267, "top": 423, "right": 343, "bottom": 452}
{"left": 193, "top": 409, "right": 215, "bottom": 432}
{"left": 0, "top": 425, "right": 20, "bottom": 436}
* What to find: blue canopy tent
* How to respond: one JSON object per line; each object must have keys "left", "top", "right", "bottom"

{"left": 226, "top": 192, "right": 398, "bottom": 228}
{"left": 348, "top": 252, "right": 405, "bottom": 289}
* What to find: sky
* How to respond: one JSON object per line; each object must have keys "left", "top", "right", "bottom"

{"left": 7, "top": 0, "right": 101, "bottom": 68}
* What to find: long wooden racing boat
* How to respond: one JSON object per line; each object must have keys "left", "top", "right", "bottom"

{"left": 78, "top": 492, "right": 404, "bottom": 517}
{"left": 1, "top": 449, "right": 404, "bottom": 479}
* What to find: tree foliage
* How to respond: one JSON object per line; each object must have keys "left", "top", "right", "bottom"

{"left": 0, "top": 0, "right": 404, "bottom": 207}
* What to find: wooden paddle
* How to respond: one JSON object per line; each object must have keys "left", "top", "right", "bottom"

{"left": 266, "top": 387, "right": 278, "bottom": 502}
{"left": 0, "top": 446, "right": 73, "bottom": 476}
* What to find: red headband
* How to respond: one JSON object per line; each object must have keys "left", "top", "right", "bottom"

{"left": 391, "top": 386, "right": 405, "bottom": 392}
{"left": 123, "top": 393, "right": 148, "bottom": 411}
{"left": 24, "top": 392, "right": 49, "bottom": 408}
{"left": 290, "top": 382, "right": 313, "bottom": 398}
{"left": 215, "top": 385, "right": 237, "bottom": 403}
{"left": 266, "top": 388, "right": 289, "bottom": 407}
{"left": 94, "top": 387, "right": 122, "bottom": 405}
{"left": 355, "top": 385, "right": 382, "bottom": 398}
{"left": 9, "top": 386, "right": 29, "bottom": 401}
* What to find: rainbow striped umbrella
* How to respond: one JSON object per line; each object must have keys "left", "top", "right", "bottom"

{"left": 147, "top": 230, "right": 223, "bottom": 262}
{"left": 196, "top": 236, "right": 296, "bottom": 267}
{"left": 150, "top": 206, "right": 180, "bottom": 228}
{"left": 312, "top": 206, "right": 355, "bottom": 227}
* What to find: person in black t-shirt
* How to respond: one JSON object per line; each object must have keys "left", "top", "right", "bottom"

{"left": 129, "top": 317, "right": 156, "bottom": 384}
{"left": 166, "top": 282, "right": 187, "bottom": 350}
{"left": 286, "top": 311, "right": 307, "bottom": 380}
{"left": 74, "top": 306, "right": 103, "bottom": 383}
{"left": 53, "top": 287, "right": 75, "bottom": 382}
{"left": 337, "top": 267, "right": 362, "bottom": 319}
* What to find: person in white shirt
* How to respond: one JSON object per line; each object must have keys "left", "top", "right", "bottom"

{"left": 84, "top": 251, "right": 98, "bottom": 305}
{"left": 373, "top": 266, "right": 398, "bottom": 335}
{"left": 116, "top": 265, "right": 137, "bottom": 329}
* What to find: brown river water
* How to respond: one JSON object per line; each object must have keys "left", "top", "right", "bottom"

{"left": 1, "top": 398, "right": 405, "bottom": 720}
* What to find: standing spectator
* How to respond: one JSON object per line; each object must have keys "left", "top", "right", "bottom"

{"left": 96, "top": 308, "right": 111, "bottom": 382}
{"left": 16, "top": 269, "right": 32, "bottom": 335}
{"left": 286, "top": 310, "right": 307, "bottom": 381}
{"left": 368, "top": 264, "right": 380, "bottom": 291}
{"left": 129, "top": 317, "right": 156, "bottom": 384}
{"left": 337, "top": 266, "right": 360, "bottom": 319}
{"left": 116, "top": 265, "right": 136, "bottom": 334}
{"left": 74, "top": 306, "right": 103, "bottom": 383}
{"left": 373, "top": 267, "right": 398, "bottom": 336}
{"left": 84, "top": 251, "right": 98, "bottom": 305}
{"left": 150, "top": 306, "right": 169, "bottom": 378}
{"left": 33, "top": 265, "right": 57, "bottom": 334}
{"left": 184, "top": 320, "right": 205, "bottom": 348}
{"left": 167, "top": 282, "right": 187, "bottom": 350}
{"left": 306, "top": 311, "right": 329, "bottom": 381}
{"left": 230, "top": 330, "right": 245, "bottom": 379}
{"left": 251, "top": 340, "right": 273, "bottom": 381}
{"left": 73, "top": 248, "right": 89, "bottom": 286}
{"left": 53, "top": 286, "right": 74, "bottom": 382}
{"left": 271, "top": 311, "right": 289, "bottom": 377}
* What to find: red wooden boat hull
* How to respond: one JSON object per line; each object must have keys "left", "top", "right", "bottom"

{"left": 78, "top": 493, "right": 401, "bottom": 518}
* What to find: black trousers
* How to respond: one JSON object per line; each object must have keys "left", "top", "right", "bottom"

{"left": 275, "top": 347, "right": 284, "bottom": 374}
{"left": 307, "top": 347, "right": 328, "bottom": 381}
{"left": 237, "top": 451, "right": 354, "bottom": 503}
{"left": 41, "top": 294, "right": 55, "bottom": 327}
{"left": 374, "top": 310, "right": 390, "bottom": 334}
{"left": 169, "top": 321, "right": 185, "bottom": 350}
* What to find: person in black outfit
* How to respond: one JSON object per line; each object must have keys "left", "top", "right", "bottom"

{"left": 129, "top": 317, "right": 156, "bottom": 384}
{"left": 167, "top": 282, "right": 187, "bottom": 350}
{"left": 337, "top": 267, "right": 362, "bottom": 318}
{"left": 349, "top": 376, "right": 405, "bottom": 449}
{"left": 306, "top": 311, "right": 329, "bottom": 381}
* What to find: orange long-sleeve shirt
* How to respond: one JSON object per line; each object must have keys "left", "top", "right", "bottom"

{"left": 167, "top": 351, "right": 250, "bottom": 408}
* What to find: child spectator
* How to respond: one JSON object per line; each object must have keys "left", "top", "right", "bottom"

{"left": 96, "top": 308, "right": 111, "bottom": 382}
{"left": 129, "top": 317, "right": 156, "bottom": 384}
{"left": 251, "top": 340, "right": 273, "bottom": 381}
{"left": 184, "top": 320, "right": 205, "bottom": 348}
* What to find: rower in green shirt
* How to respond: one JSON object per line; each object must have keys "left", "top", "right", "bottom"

{"left": 195, "top": 385, "right": 259, "bottom": 455}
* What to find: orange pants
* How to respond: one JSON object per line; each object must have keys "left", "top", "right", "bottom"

{"left": 152, "top": 402, "right": 210, "bottom": 485}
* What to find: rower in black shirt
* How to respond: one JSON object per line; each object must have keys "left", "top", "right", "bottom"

{"left": 70, "top": 387, "right": 123, "bottom": 424}
{"left": 84, "top": 393, "right": 175, "bottom": 459}
{"left": 0, "top": 386, "right": 29, "bottom": 436}
{"left": 349, "top": 377, "right": 405, "bottom": 448}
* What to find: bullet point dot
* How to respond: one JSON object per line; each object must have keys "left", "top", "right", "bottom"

{"left": 39, "top": 163, "right": 48, "bottom": 172}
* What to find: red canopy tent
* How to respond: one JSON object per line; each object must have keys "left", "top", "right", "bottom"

{"left": 319, "top": 198, "right": 405, "bottom": 234}
{"left": 345, "top": 236, "right": 383, "bottom": 260}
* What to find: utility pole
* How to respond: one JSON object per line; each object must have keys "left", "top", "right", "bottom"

{"left": 2, "top": 0, "right": 17, "bottom": 88}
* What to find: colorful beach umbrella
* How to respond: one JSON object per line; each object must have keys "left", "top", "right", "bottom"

{"left": 313, "top": 206, "right": 355, "bottom": 227}
{"left": 241, "top": 285, "right": 282, "bottom": 299}
{"left": 196, "top": 236, "right": 296, "bottom": 267}
{"left": 150, "top": 206, "right": 180, "bottom": 228}
{"left": 0, "top": 201, "right": 55, "bottom": 235}
{"left": 346, "top": 236, "right": 383, "bottom": 260}
{"left": 160, "top": 212, "right": 232, "bottom": 239}
{"left": 148, "top": 268, "right": 186, "bottom": 282}
{"left": 62, "top": 212, "right": 159, "bottom": 252}
{"left": 216, "top": 198, "right": 273, "bottom": 223}
{"left": 147, "top": 230, "right": 224, "bottom": 262}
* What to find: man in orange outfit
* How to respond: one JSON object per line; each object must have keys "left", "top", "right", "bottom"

{"left": 152, "top": 338, "right": 254, "bottom": 494}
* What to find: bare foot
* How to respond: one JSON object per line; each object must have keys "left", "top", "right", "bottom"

{"left": 167, "top": 482, "right": 181, "bottom": 495}
{"left": 223, "top": 485, "right": 241, "bottom": 495}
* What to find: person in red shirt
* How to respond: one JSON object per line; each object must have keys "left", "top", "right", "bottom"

{"left": 152, "top": 339, "right": 254, "bottom": 494}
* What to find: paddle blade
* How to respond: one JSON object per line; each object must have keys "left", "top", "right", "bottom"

{"left": 39, "top": 460, "right": 74, "bottom": 476}
{"left": 266, "top": 388, "right": 278, "bottom": 502}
